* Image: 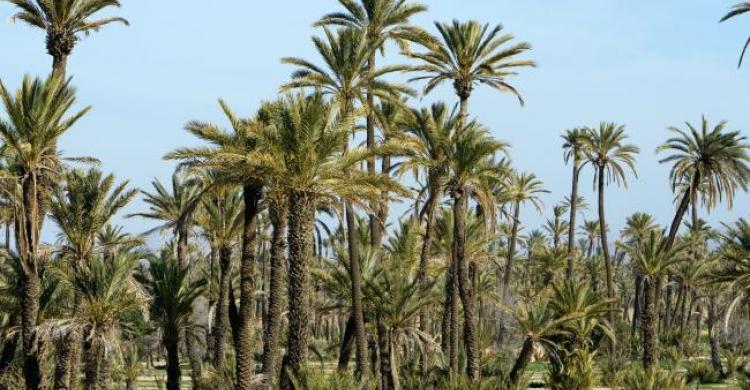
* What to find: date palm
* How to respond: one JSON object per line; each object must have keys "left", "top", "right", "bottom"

{"left": 49, "top": 168, "right": 136, "bottom": 390}
{"left": 60, "top": 248, "right": 147, "bottom": 390}
{"left": 0, "top": 74, "right": 89, "bottom": 390}
{"left": 252, "top": 92, "right": 401, "bottom": 387}
{"left": 4, "top": 0, "right": 129, "bottom": 78}
{"left": 407, "top": 19, "right": 535, "bottom": 124}
{"left": 582, "top": 122, "right": 638, "bottom": 362}
{"left": 544, "top": 204, "right": 569, "bottom": 250}
{"left": 165, "top": 100, "right": 266, "bottom": 390}
{"left": 500, "top": 171, "right": 547, "bottom": 298}
{"left": 137, "top": 252, "right": 205, "bottom": 390}
{"left": 562, "top": 128, "right": 591, "bottom": 277}
{"left": 657, "top": 117, "right": 750, "bottom": 250}
{"left": 315, "top": 0, "right": 428, "bottom": 244}
{"left": 720, "top": 2, "right": 750, "bottom": 67}
{"left": 281, "top": 27, "right": 412, "bottom": 379}
{"left": 621, "top": 231, "right": 686, "bottom": 369}
{"left": 446, "top": 121, "right": 507, "bottom": 380}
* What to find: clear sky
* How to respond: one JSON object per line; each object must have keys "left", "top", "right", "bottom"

{"left": 1, "top": 0, "right": 749, "bottom": 242}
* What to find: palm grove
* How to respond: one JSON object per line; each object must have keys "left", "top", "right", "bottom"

{"left": 1, "top": 1, "right": 750, "bottom": 390}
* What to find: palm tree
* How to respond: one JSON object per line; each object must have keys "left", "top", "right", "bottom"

{"left": 315, "top": 0, "right": 428, "bottom": 245}
{"left": 4, "top": 0, "right": 129, "bottom": 77}
{"left": 197, "top": 185, "right": 243, "bottom": 371}
{"left": 720, "top": 2, "right": 750, "bottom": 67}
{"left": 544, "top": 204, "right": 569, "bottom": 250}
{"left": 621, "top": 231, "right": 686, "bottom": 369}
{"left": 254, "top": 93, "right": 400, "bottom": 387}
{"left": 138, "top": 252, "right": 205, "bottom": 390}
{"left": 582, "top": 122, "right": 638, "bottom": 361}
{"left": 446, "top": 122, "right": 507, "bottom": 380}
{"left": 500, "top": 171, "right": 547, "bottom": 298}
{"left": 363, "top": 219, "right": 435, "bottom": 390}
{"left": 49, "top": 168, "right": 136, "bottom": 390}
{"left": 61, "top": 248, "right": 146, "bottom": 390}
{"left": 397, "top": 102, "right": 455, "bottom": 368}
{"left": 166, "top": 100, "right": 268, "bottom": 389}
{"left": 657, "top": 117, "right": 750, "bottom": 250}
{"left": 0, "top": 75, "right": 89, "bottom": 390}
{"left": 130, "top": 173, "right": 199, "bottom": 269}
{"left": 562, "top": 128, "right": 591, "bottom": 277}
{"left": 407, "top": 19, "right": 535, "bottom": 124}
{"left": 281, "top": 27, "right": 412, "bottom": 379}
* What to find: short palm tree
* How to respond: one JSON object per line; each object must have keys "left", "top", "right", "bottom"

{"left": 61, "top": 249, "right": 146, "bottom": 390}
{"left": 407, "top": 19, "right": 535, "bottom": 122}
{"left": 621, "top": 212, "right": 658, "bottom": 244}
{"left": 137, "top": 252, "right": 205, "bottom": 390}
{"left": 49, "top": 168, "right": 135, "bottom": 390}
{"left": 0, "top": 74, "right": 89, "bottom": 390}
{"left": 446, "top": 121, "right": 507, "bottom": 380}
{"left": 720, "top": 2, "right": 750, "bottom": 67}
{"left": 582, "top": 122, "right": 638, "bottom": 361}
{"left": 544, "top": 204, "right": 569, "bottom": 250}
{"left": 657, "top": 117, "right": 750, "bottom": 249}
{"left": 562, "top": 128, "right": 591, "bottom": 276}
{"left": 4, "top": 0, "right": 129, "bottom": 77}
{"left": 622, "top": 231, "right": 687, "bottom": 369}
{"left": 363, "top": 219, "right": 435, "bottom": 390}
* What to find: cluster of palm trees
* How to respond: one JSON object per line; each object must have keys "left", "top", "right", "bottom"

{"left": 1, "top": 1, "right": 750, "bottom": 390}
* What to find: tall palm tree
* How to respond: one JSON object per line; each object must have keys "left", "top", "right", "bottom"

{"left": 720, "top": 2, "right": 750, "bottom": 67}
{"left": 562, "top": 128, "right": 591, "bottom": 277}
{"left": 657, "top": 117, "right": 750, "bottom": 250}
{"left": 621, "top": 231, "right": 686, "bottom": 369}
{"left": 407, "top": 19, "right": 535, "bottom": 124}
{"left": 137, "top": 252, "right": 205, "bottom": 390}
{"left": 446, "top": 122, "right": 507, "bottom": 380}
{"left": 0, "top": 75, "right": 89, "bottom": 390}
{"left": 281, "top": 27, "right": 411, "bottom": 379}
{"left": 197, "top": 186, "right": 243, "bottom": 371}
{"left": 544, "top": 204, "right": 569, "bottom": 250}
{"left": 49, "top": 168, "right": 136, "bottom": 390}
{"left": 4, "top": 0, "right": 129, "bottom": 77}
{"left": 254, "top": 93, "right": 400, "bottom": 387}
{"left": 62, "top": 249, "right": 146, "bottom": 390}
{"left": 397, "top": 102, "right": 455, "bottom": 368}
{"left": 582, "top": 122, "right": 638, "bottom": 361}
{"left": 166, "top": 100, "right": 268, "bottom": 389}
{"left": 500, "top": 171, "right": 547, "bottom": 298}
{"left": 315, "top": 0, "right": 428, "bottom": 245}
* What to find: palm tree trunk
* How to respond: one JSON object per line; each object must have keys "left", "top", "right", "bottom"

{"left": 366, "top": 53, "right": 382, "bottom": 247}
{"left": 83, "top": 338, "right": 101, "bottom": 390}
{"left": 453, "top": 190, "right": 478, "bottom": 381}
{"left": 262, "top": 201, "right": 287, "bottom": 380}
{"left": 509, "top": 337, "right": 534, "bottom": 386}
{"left": 52, "top": 54, "right": 68, "bottom": 80}
{"left": 666, "top": 172, "right": 700, "bottom": 250}
{"left": 566, "top": 160, "right": 580, "bottom": 277}
{"left": 236, "top": 184, "right": 262, "bottom": 390}
{"left": 707, "top": 296, "right": 724, "bottom": 377}
{"left": 417, "top": 189, "right": 438, "bottom": 372}
{"left": 164, "top": 335, "right": 181, "bottom": 390}
{"left": 337, "top": 316, "right": 355, "bottom": 371}
{"left": 345, "top": 201, "right": 369, "bottom": 379}
{"left": 502, "top": 201, "right": 521, "bottom": 297}
{"left": 280, "top": 192, "right": 315, "bottom": 389}
{"left": 376, "top": 321, "right": 396, "bottom": 390}
{"left": 213, "top": 245, "right": 231, "bottom": 369}
{"left": 630, "top": 274, "right": 642, "bottom": 356}
{"left": 97, "top": 346, "right": 110, "bottom": 390}
{"left": 641, "top": 275, "right": 656, "bottom": 370}
{"left": 0, "top": 330, "right": 18, "bottom": 377}
{"left": 447, "top": 250, "right": 459, "bottom": 375}
{"left": 597, "top": 167, "right": 616, "bottom": 363}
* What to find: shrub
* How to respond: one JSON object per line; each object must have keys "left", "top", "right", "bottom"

{"left": 545, "top": 349, "right": 596, "bottom": 390}
{"left": 684, "top": 360, "right": 722, "bottom": 384}
{"left": 617, "top": 365, "right": 686, "bottom": 390}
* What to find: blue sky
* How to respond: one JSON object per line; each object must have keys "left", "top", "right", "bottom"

{"left": 1, "top": 0, "right": 749, "bottom": 242}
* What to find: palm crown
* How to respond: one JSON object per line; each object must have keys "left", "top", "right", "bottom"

{"left": 720, "top": 2, "right": 750, "bottom": 67}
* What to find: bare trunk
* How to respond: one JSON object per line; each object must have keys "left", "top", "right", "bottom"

{"left": 453, "top": 191, "right": 478, "bottom": 381}
{"left": 236, "top": 184, "right": 262, "bottom": 390}
{"left": 213, "top": 245, "right": 231, "bottom": 369}
{"left": 165, "top": 336, "right": 181, "bottom": 390}
{"left": 417, "top": 189, "right": 439, "bottom": 372}
{"left": 707, "top": 296, "right": 724, "bottom": 377}
{"left": 641, "top": 276, "right": 656, "bottom": 370}
{"left": 376, "top": 321, "right": 396, "bottom": 390}
{"left": 597, "top": 167, "right": 616, "bottom": 363}
{"left": 508, "top": 337, "right": 534, "bottom": 386}
{"left": 261, "top": 201, "right": 287, "bottom": 380}
{"left": 566, "top": 161, "right": 580, "bottom": 277}
{"left": 345, "top": 201, "right": 369, "bottom": 379}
